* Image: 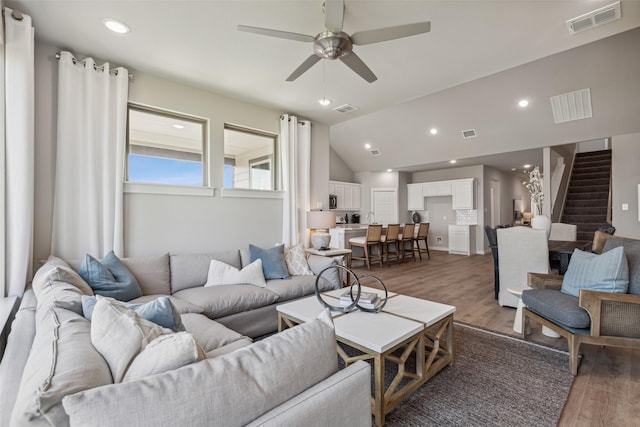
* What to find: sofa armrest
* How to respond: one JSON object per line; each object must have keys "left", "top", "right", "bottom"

{"left": 579, "top": 290, "right": 640, "bottom": 337}
{"left": 246, "top": 360, "right": 371, "bottom": 427}
{"left": 527, "top": 272, "right": 564, "bottom": 290}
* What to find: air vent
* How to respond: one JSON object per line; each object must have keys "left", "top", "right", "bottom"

{"left": 461, "top": 129, "right": 477, "bottom": 139}
{"left": 566, "top": 2, "right": 621, "bottom": 34}
{"left": 369, "top": 148, "right": 381, "bottom": 156}
{"left": 333, "top": 104, "right": 359, "bottom": 114}
{"left": 550, "top": 88, "right": 592, "bottom": 124}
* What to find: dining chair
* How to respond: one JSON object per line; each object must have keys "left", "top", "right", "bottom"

{"left": 380, "top": 224, "right": 401, "bottom": 267}
{"left": 549, "top": 223, "right": 577, "bottom": 241}
{"left": 414, "top": 223, "right": 430, "bottom": 260}
{"left": 399, "top": 223, "right": 416, "bottom": 263}
{"left": 349, "top": 224, "right": 383, "bottom": 270}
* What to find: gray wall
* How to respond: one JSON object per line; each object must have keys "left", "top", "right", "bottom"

{"left": 32, "top": 41, "right": 331, "bottom": 261}
{"left": 612, "top": 133, "right": 640, "bottom": 239}
{"left": 329, "top": 146, "right": 355, "bottom": 183}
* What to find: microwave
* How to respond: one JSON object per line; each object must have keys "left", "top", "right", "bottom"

{"left": 329, "top": 194, "right": 337, "bottom": 209}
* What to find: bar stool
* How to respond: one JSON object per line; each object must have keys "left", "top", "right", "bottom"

{"left": 414, "top": 223, "right": 431, "bottom": 260}
{"left": 399, "top": 223, "right": 416, "bottom": 263}
{"left": 349, "top": 224, "right": 383, "bottom": 270}
{"left": 380, "top": 224, "right": 401, "bottom": 267}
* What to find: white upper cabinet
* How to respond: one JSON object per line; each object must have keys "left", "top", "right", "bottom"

{"left": 407, "top": 183, "right": 425, "bottom": 211}
{"left": 451, "top": 178, "right": 474, "bottom": 210}
{"left": 330, "top": 181, "right": 361, "bottom": 210}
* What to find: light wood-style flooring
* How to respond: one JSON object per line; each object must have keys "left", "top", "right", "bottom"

{"left": 349, "top": 250, "right": 640, "bottom": 427}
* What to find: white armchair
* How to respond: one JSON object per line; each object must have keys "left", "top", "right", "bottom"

{"left": 497, "top": 227, "right": 550, "bottom": 307}
{"left": 549, "top": 223, "right": 577, "bottom": 241}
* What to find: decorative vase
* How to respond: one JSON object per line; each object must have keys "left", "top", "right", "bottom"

{"left": 531, "top": 214, "right": 551, "bottom": 238}
{"left": 412, "top": 211, "right": 421, "bottom": 224}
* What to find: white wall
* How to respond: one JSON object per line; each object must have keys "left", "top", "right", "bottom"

{"left": 329, "top": 146, "right": 355, "bottom": 183}
{"left": 612, "top": 133, "right": 640, "bottom": 239}
{"left": 32, "top": 41, "right": 331, "bottom": 260}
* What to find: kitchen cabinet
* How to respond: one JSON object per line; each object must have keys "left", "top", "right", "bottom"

{"left": 448, "top": 224, "right": 476, "bottom": 256}
{"left": 423, "top": 181, "right": 452, "bottom": 197}
{"left": 329, "top": 181, "right": 361, "bottom": 211}
{"left": 451, "top": 179, "right": 474, "bottom": 210}
{"left": 407, "top": 183, "right": 425, "bottom": 210}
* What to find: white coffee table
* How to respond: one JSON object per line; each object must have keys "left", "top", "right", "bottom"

{"left": 277, "top": 288, "right": 456, "bottom": 426}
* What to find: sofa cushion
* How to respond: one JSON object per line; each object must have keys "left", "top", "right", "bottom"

{"left": 172, "top": 285, "right": 279, "bottom": 319}
{"left": 522, "top": 288, "right": 591, "bottom": 329}
{"left": 266, "top": 275, "right": 335, "bottom": 301}
{"left": 33, "top": 256, "right": 94, "bottom": 297}
{"left": 79, "top": 251, "right": 142, "bottom": 301}
{"left": 11, "top": 306, "right": 113, "bottom": 426}
{"left": 180, "top": 313, "right": 251, "bottom": 353}
{"left": 62, "top": 312, "right": 338, "bottom": 427}
{"left": 121, "top": 253, "right": 171, "bottom": 296}
{"left": 128, "top": 294, "right": 204, "bottom": 315}
{"left": 603, "top": 237, "right": 640, "bottom": 295}
{"left": 249, "top": 244, "right": 289, "bottom": 280}
{"left": 204, "top": 259, "right": 266, "bottom": 287}
{"left": 561, "top": 247, "right": 629, "bottom": 297}
{"left": 285, "top": 244, "right": 314, "bottom": 276}
{"left": 90, "top": 296, "right": 169, "bottom": 382}
{"left": 82, "top": 295, "right": 186, "bottom": 332}
{"left": 170, "top": 251, "right": 242, "bottom": 293}
{"left": 306, "top": 255, "right": 341, "bottom": 289}
{"left": 123, "top": 332, "right": 205, "bottom": 383}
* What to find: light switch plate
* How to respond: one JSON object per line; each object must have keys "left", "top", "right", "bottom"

{"left": 622, "top": 203, "right": 629, "bottom": 211}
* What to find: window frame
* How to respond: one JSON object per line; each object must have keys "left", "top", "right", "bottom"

{"left": 125, "top": 103, "right": 209, "bottom": 189}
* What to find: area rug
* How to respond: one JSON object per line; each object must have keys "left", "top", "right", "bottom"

{"left": 379, "top": 323, "right": 575, "bottom": 426}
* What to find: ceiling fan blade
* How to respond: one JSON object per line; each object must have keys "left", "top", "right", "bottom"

{"left": 351, "top": 21, "right": 431, "bottom": 46}
{"left": 286, "top": 55, "right": 322, "bottom": 82}
{"left": 324, "top": 0, "right": 345, "bottom": 32}
{"left": 238, "top": 25, "right": 315, "bottom": 43}
{"left": 340, "top": 52, "right": 377, "bottom": 83}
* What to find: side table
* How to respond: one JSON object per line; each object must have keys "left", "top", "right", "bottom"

{"left": 305, "top": 247, "right": 352, "bottom": 286}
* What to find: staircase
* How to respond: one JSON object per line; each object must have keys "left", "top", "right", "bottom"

{"left": 561, "top": 150, "right": 612, "bottom": 241}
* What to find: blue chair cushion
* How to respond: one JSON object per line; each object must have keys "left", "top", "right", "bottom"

{"left": 249, "top": 244, "right": 289, "bottom": 280}
{"left": 522, "top": 288, "right": 591, "bottom": 329}
{"left": 560, "top": 247, "right": 629, "bottom": 298}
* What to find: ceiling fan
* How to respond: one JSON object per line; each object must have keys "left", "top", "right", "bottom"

{"left": 238, "top": 0, "right": 431, "bottom": 83}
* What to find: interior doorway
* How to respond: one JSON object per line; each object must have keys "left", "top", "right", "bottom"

{"left": 371, "top": 188, "right": 398, "bottom": 225}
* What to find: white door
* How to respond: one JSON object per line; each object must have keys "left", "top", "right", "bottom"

{"left": 371, "top": 188, "right": 398, "bottom": 225}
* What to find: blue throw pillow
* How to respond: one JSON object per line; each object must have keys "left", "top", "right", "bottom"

{"left": 81, "top": 295, "right": 185, "bottom": 332}
{"left": 78, "top": 251, "right": 142, "bottom": 301}
{"left": 249, "top": 244, "right": 289, "bottom": 280}
{"left": 561, "top": 247, "right": 629, "bottom": 297}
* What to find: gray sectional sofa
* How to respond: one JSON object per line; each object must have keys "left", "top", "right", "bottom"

{"left": 0, "top": 249, "right": 371, "bottom": 426}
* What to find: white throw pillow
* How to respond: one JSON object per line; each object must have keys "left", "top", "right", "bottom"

{"left": 90, "top": 296, "right": 170, "bottom": 382}
{"left": 123, "top": 332, "right": 206, "bottom": 382}
{"left": 285, "top": 244, "right": 313, "bottom": 276}
{"left": 204, "top": 259, "right": 267, "bottom": 287}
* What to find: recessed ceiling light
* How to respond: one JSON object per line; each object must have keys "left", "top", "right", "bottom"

{"left": 430, "top": 128, "right": 438, "bottom": 135}
{"left": 364, "top": 143, "right": 371, "bottom": 149}
{"left": 386, "top": 169, "right": 392, "bottom": 172}
{"left": 524, "top": 164, "right": 531, "bottom": 168}
{"left": 450, "top": 160, "right": 457, "bottom": 164}
{"left": 173, "top": 124, "right": 185, "bottom": 129}
{"left": 318, "top": 97, "right": 332, "bottom": 106}
{"left": 518, "top": 99, "right": 529, "bottom": 108}
{"left": 103, "top": 18, "right": 130, "bottom": 34}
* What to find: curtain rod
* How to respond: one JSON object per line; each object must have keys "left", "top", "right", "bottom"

{"left": 55, "top": 52, "right": 133, "bottom": 80}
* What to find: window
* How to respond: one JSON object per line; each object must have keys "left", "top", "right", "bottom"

{"left": 224, "top": 125, "right": 277, "bottom": 190}
{"left": 127, "top": 105, "right": 207, "bottom": 187}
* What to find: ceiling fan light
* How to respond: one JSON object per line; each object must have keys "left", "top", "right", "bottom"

{"left": 318, "top": 97, "right": 332, "bottom": 106}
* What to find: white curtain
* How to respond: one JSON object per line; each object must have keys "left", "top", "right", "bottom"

{"left": 280, "top": 115, "right": 311, "bottom": 247}
{"left": 51, "top": 51, "right": 128, "bottom": 260}
{"left": 1, "top": 8, "right": 34, "bottom": 298}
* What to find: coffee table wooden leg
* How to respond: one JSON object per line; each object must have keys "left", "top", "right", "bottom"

{"left": 373, "top": 353, "right": 385, "bottom": 427}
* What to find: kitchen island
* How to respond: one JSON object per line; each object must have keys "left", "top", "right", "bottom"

{"left": 329, "top": 225, "right": 368, "bottom": 249}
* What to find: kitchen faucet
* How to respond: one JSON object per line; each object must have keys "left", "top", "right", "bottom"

{"left": 366, "top": 211, "right": 376, "bottom": 224}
